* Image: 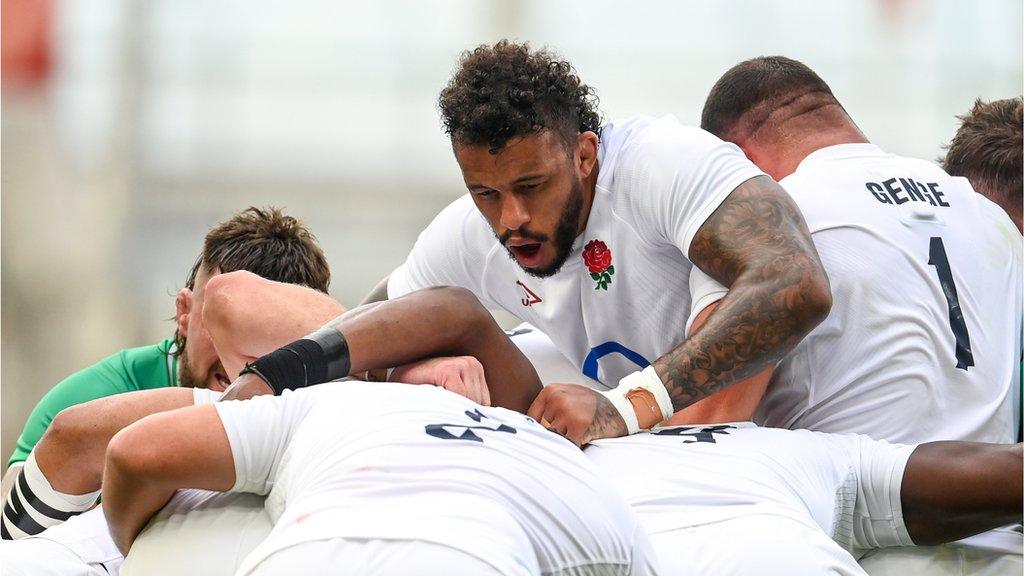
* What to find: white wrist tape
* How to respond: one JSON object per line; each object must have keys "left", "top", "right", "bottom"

{"left": 600, "top": 366, "right": 674, "bottom": 435}
{"left": 600, "top": 387, "right": 640, "bottom": 434}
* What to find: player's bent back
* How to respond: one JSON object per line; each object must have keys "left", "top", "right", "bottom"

{"left": 216, "top": 382, "right": 657, "bottom": 575}
{"left": 762, "top": 145, "right": 1022, "bottom": 443}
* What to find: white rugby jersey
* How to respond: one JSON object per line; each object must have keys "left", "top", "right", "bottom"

{"left": 389, "top": 115, "right": 764, "bottom": 387}
{"left": 0, "top": 507, "right": 123, "bottom": 576}
{"left": 690, "top": 143, "right": 1023, "bottom": 444}
{"left": 214, "top": 382, "right": 645, "bottom": 576}
{"left": 585, "top": 423, "right": 915, "bottom": 553}
{"left": 507, "top": 323, "right": 601, "bottom": 388}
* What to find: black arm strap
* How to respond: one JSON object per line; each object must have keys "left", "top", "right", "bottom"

{"left": 240, "top": 328, "right": 350, "bottom": 395}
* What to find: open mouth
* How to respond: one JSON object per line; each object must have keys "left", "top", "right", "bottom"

{"left": 509, "top": 242, "right": 543, "bottom": 267}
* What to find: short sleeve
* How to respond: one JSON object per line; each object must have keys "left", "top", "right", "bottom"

{"left": 621, "top": 122, "right": 764, "bottom": 256}
{"left": 816, "top": 433, "right": 916, "bottom": 550}
{"left": 213, "top": 390, "right": 316, "bottom": 495}
{"left": 193, "top": 388, "right": 223, "bottom": 405}
{"left": 388, "top": 195, "right": 495, "bottom": 305}
{"left": 686, "top": 268, "right": 729, "bottom": 334}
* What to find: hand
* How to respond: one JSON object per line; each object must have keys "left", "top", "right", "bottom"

{"left": 218, "top": 372, "right": 274, "bottom": 401}
{"left": 526, "top": 383, "right": 627, "bottom": 446}
{"left": 389, "top": 356, "right": 491, "bottom": 406}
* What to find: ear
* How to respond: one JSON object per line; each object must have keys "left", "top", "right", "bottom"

{"left": 176, "top": 288, "right": 193, "bottom": 336}
{"left": 576, "top": 131, "right": 600, "bottom": 179}
{"left": 734, "top": 140, "right": 771, "bottom": 173}
{"left": 728, "top": 134, "right": 764, "bottom": 166}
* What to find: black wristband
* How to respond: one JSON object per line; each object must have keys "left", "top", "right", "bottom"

{"left": 241, "top": 347, "right": 306, "bottom": 395}
{"left": 243, "top": 329, "right": 351, "bottom": 395}
{"left": 309, "top": 327, "right": 351, "bottom": 382}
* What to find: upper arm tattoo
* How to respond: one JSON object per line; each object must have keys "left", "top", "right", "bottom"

{"left": 655, "top": 175, "right": 829, "bottom": 409}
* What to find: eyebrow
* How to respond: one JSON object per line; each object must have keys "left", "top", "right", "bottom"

{"left": 512, "top": 172, "right": 548, "bottom": 185}
{"left": 466, "top": 172, "right": 549, "bottom": 192}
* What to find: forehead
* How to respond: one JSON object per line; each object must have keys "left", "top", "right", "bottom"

{"left": 455, "top": 131, "right": 568, "bottom": 186}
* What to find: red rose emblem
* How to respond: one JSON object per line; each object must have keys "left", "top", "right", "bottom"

{"left": 582, "top": 240, "right": 615, "bottom": 290}
{"left": 583, "top": 240, "right": 612, "bottom": 274}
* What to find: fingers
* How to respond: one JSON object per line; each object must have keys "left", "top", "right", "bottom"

{"left": 526, "top": 386, "right": 582, "bottom": 444}
{"left": 441, "top": 375, "right": 471, "bottom": 402}
{"left": 546, "top": 413, "right": 571, "bottom": 439}
{"left": 526, "top": 387, "right": 550, "bottom": 422}
{"left": 461, "top": 357, "right": 490, "bottom": 406}
{"left": 430, "top": 357, "right": 491, "bottom": 406}
{"left": 470, "top": 369, "right": 491, "bottom": 406}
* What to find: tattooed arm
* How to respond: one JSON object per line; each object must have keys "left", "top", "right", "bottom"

{"left": 528, "top": 175, "right": 828, "bottom": 446}
{"left": 654, "top": 174, "right": 830, "bottom": 409}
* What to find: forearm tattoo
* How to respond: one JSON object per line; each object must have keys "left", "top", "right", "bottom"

{"left": 656, "top": 175, "right": 830, "bottom": 410}
{"left": 583, "top": 393, "right": 628, "bottom": 444}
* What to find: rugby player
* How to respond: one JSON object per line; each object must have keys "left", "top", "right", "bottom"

{"left": 228, "top": 286, "right": 1021, "bottom": 575}
{"left": 231, "top": 40, "right": 833, "bottom": 443}
{"left": 4, "top": 286, "right": 1021, "bottom": 575}
{"left": 941, "top": 96, "right": 1023, "bottom": 232}
{"left": 0, "top": 279, "right": 518, "bottom": 576}
{"left": 694, "top": 57, "right": 1022, "bottom": 574}
{"left": 1, "top": 206, "right": 336, "bottom": 539}
{"left": 696, "top": 56, "right": 1021, "bottom": 444}
{"left": 103, "top": 383, "right": 657, "bottom": 575}
{"left": 942, "top": 96, "right": 1024, "bottom": 448}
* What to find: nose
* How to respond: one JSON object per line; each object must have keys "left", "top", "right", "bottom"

{"left": 499, "top": 193, "right": 530, "bottom": 231}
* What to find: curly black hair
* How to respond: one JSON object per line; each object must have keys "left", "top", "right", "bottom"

{"left": 439, "top": 40, "right": 602, "bottom": 152}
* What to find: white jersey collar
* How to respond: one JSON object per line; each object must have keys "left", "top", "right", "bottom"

{"left": 795, "top": 143, "right": 889, "bottom": 173}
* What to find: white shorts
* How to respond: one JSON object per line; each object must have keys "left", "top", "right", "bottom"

{"left": 649, "top": 514, "right": 867, "bottom": 576}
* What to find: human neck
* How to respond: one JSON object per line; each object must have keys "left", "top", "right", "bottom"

{"left": 747, "top": 111, "right": 869, "bottom": 181}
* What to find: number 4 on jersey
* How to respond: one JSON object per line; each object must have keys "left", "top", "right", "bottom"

{"left": 928, "top": 237, "right": 974, "bottom": 370}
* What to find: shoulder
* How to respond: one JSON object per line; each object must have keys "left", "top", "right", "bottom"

{"left": 391, "top": 194, "right": 505, "bottom": 298}
{"left": 609, "top": 115, "right": 729, "bottom": 168}
{"left": 975, "top": 191, "right": 1023, "bottom": 257}
{"left": 605, "top": 116, "right": 755, "bottom": 196}
{"left": 420, "top": 194, "right": 495, "bottom": 249}
{"left": 113, "top": 339, "right": 177, "bottom": 390}
{"left": 601, "top": 116, "right": 761, "bottom": 243}
{"left": 19, "top": 345, "right": 160, "bottom": 429}
{"left": 433, "top": 193, "right": 478, "bottom": 223}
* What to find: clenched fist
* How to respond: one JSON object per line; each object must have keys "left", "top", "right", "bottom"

{"left": 389, "top": 356, "right": 491, "bottom": 406}
{"left": 526, "top": 383, "right": 627, "bottom": 446}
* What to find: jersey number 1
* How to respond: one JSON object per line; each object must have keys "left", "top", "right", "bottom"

{"left": 928, "top": 237, "right": 974, "bottom": 370}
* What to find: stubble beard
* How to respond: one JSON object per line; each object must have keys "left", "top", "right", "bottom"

{"left": 498, "top": 177, "right": 584, "bottom": 279}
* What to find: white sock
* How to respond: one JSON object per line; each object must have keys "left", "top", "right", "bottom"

{"left": 1, "top": 451, "right": 99, "bottom": 539}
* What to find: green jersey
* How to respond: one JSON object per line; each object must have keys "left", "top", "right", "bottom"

{"left": 8, "top": 339, "right": 179, "bottom": 466}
